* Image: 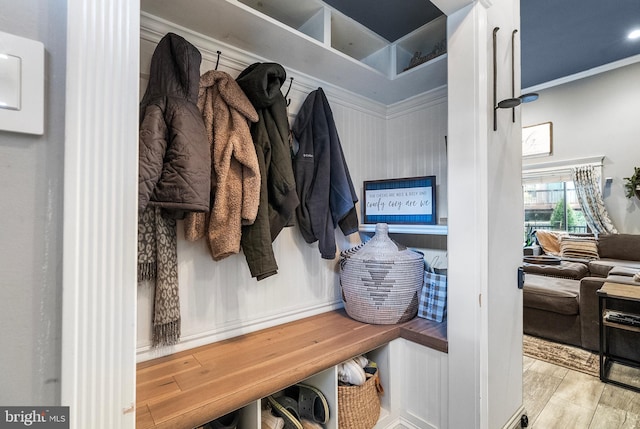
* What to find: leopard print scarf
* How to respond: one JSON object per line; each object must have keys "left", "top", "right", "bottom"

{"left": 138, "top": 206, "right": 181, "bottom": 347}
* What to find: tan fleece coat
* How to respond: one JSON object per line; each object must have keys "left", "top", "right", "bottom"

{"left": 184, "top": 70, "right": 260, "bottom": 260}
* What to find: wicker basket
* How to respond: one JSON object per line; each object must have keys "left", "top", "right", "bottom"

{"left": 339, "top": 223, "right": 424, "bottom": 324}
{"left": 338, "top": 370, "right": 382, "bottom": 429}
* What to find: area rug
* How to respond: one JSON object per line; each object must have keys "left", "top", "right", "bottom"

{"left": 523, "top": 335, "right": 599, "bottom": 377}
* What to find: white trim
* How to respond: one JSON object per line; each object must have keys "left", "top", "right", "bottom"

{"left": 446, "top": 3, "right": 489, "bottom": 428}
{"left": 501, "top": 406, "right": 527, "bottom": 429}
{"left": 136, "top": 301, "right": 344, "bottom": 362}
{"left": 386, "top": 85, "right": 448, "bottom": 119}
{"left": 522, "top": 54, "right": 640, "bottom": 93}
{"left": 62, "top": 1, "right": 139, "bottom": 428}
{"left": 523, "top": 156, "right": 604, "bottom": 173}
{"left": 359, "top": 223, "right": 448, "bottom": 235}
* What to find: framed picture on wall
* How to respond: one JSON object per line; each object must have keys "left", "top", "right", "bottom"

{"left": 522, "top": 122, "right": 553, "bottom": 157}
{"left": 363, "top": 176, "right": 436, "bottom": 225}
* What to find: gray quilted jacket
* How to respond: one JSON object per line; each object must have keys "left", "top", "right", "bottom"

{"left": 138, "top": 32, "right": 210, "bottom": 217}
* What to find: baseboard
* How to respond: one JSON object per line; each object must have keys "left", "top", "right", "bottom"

{"left": 502, "top": 405, "right": 527, "bottom": 429}
{"left": 375, "top": 416, "right": 419, "bottom": 429}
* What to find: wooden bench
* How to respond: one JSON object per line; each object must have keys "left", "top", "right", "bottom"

{"left": 136, "top": 309, "right": 447, "bottom": 429}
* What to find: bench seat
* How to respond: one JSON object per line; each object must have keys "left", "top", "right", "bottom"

{"left": 136, "top": 309, "right": 447, "bottom": 429}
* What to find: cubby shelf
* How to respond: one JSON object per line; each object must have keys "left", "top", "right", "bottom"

{"left": 140, "top": 0, "right": 448, "bottom": 104}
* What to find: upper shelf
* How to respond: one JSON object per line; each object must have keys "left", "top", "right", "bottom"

{"left": 140, "top": 0, "right": 448, "bottom": 104}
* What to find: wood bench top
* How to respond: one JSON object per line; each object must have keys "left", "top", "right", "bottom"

{"left": 136, "top": 309, "right": 447, "bottom": 429}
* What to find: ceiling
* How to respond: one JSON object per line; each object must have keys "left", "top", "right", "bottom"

{"left": 324, "top": 0, "right": 640, "bottom": 89}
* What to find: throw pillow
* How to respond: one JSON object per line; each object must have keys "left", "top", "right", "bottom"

{"left": 534, "top": 230, "right": 566, "bottom": 256}
{"left": 560, "top": 236, "right": 599, "bottom": 260}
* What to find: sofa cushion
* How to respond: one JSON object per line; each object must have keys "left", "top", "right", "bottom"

{"left": 523, "top": 274, "right": 580, "bottom": 315}
{"left": 559, "top": 236, "right": 599, "bottom": 260}
{"left": 589, "top": 259, "right": 640, "bottom": 277}
{"left": 598, "top": 234, "right": 640, "bottom": 260}
{"left": 523, "top": 260, "right": 588, "bottom": 280}
{"left": 609, "top": 266, "right": 640, "bottom": 277}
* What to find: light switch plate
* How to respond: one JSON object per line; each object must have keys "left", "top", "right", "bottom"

{"left": 0, "top": 31, "right": 44, "bottom": 135}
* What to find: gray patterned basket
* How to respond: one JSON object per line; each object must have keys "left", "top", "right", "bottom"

{"left": 339, "top": 223, "right": 424, "bottom": 324}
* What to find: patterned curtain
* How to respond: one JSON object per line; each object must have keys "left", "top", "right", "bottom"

{"left": 572, "top": 165, "right": 617, "bottom": 234}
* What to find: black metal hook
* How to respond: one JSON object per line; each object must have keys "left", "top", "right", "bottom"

{"left": 512, "top": 29, "right": 518, "bottom": 123}
{"left": 493, "top": 27, "right": 500, "bottom": 131}
{"left": 215, "top": 50, "right": 221, "bottom": 70}
{"left": 284, "top": 77, "right": 293, "bottom": 106}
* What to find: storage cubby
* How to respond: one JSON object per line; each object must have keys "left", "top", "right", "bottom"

{"left": 238, "top": 0, "right": 327, "bottom": 43}
{"left": 238, "top": 401, "right": 260, "bottom": 429}
{"left": 394, "top": 15, "right": 447, "bottom": 75}
{"left": 329, "top": 11, "right": 391, "bottom": 76}
{"left": 365, "top": 346, "right": 392, "bottom": 426}
{"left": 236, "top": 0, "right": 446, "bottom": 79}
{"left": 196, "top": 347, "right": 390, "bottom": 429}
{"left": 297, "top": 367, "right": 339, "bottom": 429}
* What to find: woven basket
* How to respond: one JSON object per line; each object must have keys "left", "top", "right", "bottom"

{"left": 338, "top": 370, "right": 382, "bottom": 429}
{"left": 339, "top": 223, "right": 424, "bottom": 324}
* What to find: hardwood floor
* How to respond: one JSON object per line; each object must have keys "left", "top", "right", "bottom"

{"left": 523, "top": 356, "right": 640, "bottom": 428}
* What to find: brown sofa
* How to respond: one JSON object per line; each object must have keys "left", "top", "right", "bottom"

{"left": 523, "top": 233, "right": 640, "bottom": 355}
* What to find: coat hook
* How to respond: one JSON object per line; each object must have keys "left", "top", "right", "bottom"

{"left": 215, "top": 50, "right": 221, "bottom": 70}
{"left": 493, "top": 27, "right": 500, "bottom": 132}
{"left": 512, "top": 29, "right": 517, "bottom": 123}
{"left": 284, "top": 77, "right": 293, "bottom": 106}
{"left": 493, "top": 27, "right": 526, "bottom": 132}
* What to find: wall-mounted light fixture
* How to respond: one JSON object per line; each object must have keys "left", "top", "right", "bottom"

{"left": 493, "top": 27, "right": 538, "bottom": 131}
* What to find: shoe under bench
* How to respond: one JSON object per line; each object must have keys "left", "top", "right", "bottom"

{"left": 136, "top": 309, "right": 447, "bottom": 429}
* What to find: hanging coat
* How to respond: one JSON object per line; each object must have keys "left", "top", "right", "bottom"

{"left": 138, "top": 32, "right": 210, "bottom": 216}
{"left": 292, "top": 87, "right": 359, "bottom": 259}
{"left": 236, "top": 63, "right": 300, "bottom": 280}
{"left": 184, "top": 70, "right": 261, "bottom": 260}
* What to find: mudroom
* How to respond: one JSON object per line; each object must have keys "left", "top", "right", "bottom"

{"left": 60, "top": 0, "right": 525, "bottom": 428}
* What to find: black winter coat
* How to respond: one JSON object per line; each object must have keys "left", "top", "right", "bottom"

{"left": 236, "top": 63, "right": 300, "bottom": 280}
{"left": 138, "top": 32, "right": 210, "bottom": 217}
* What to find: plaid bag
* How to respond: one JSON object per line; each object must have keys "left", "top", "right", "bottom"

{"left": 418, "top": 268, "right": 447, "bottom": 322}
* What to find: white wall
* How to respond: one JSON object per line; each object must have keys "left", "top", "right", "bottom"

{"left": 387, "top": 90, "right": 448, "bottom": 223}
{"left": 522, "top": 61, "right": 640, "bottom": 233}
{"left": 0, "top": 0, "right": 66, "bottom": 406}
{"left": 137, "top": 19, "right": 449, "bottom": 359}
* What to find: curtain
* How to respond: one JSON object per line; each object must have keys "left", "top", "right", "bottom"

{"left": 572, "top": 165, "right": 617, "bottom": 234}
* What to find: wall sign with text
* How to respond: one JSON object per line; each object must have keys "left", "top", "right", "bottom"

{"left": 363, "top": 176, "right": 436, "bottom": 225}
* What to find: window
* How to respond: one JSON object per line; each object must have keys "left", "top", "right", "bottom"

{"left": 522, "top": 159, "right": 603, "bottom": 239}
{"left": 523, "top": 180, "right": 588, "bottom": 234}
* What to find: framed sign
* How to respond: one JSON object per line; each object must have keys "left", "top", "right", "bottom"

{"left": 522, "top": 122, "right": 553, "bottom": 157}
{"left": 363, "top": 176, "right": 436, "bottom": 225}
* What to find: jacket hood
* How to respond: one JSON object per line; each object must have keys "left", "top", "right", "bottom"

{"left": 236, "top": 62, "right": 287, "bottom": 110}
{"left": 199, "top": 70, "right": 259, "bottom": 122}
{"left": 141, "top": 32, "right": 202, "bottom": 106}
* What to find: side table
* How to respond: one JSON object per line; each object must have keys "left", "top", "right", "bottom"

{"left": 598, "top": 282, "right": 640, "bottom": 392}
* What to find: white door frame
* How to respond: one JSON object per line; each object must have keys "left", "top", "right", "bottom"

{"left": 61, "top": 1, "right": 140, "bottom": 428}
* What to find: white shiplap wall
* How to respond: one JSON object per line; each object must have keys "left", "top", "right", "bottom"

{"left": 137, "top": 15, "right": 448, "bottom": 360}
{"left": 387, "top": 90, "right": 448, "bottom": 223}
